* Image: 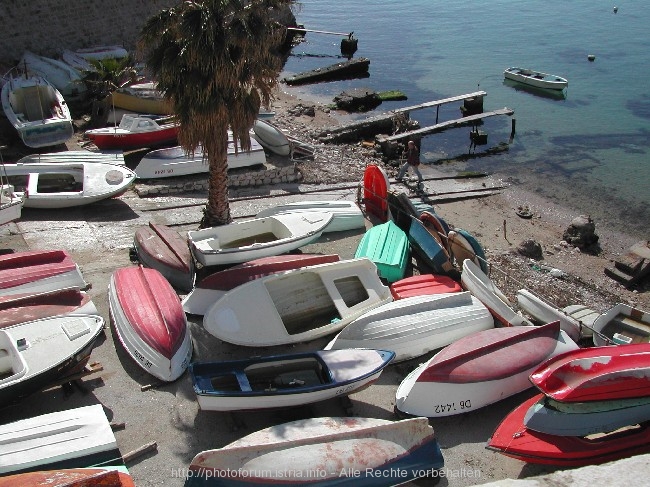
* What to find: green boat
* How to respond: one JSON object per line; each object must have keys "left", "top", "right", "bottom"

{"left": 355, "top": 220, "right": 409, "bottom": 283}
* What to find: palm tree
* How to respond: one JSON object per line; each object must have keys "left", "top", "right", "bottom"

{"left": 139, "top": 0, "right": 293, "bottom": 227}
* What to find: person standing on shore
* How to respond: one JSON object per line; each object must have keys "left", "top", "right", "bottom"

{"left": 396, "top": 140, "right": 423, "bottom": 184}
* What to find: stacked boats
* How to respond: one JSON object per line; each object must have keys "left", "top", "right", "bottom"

{"left": 488, "top": 343, "right": 650, "bottom": 466}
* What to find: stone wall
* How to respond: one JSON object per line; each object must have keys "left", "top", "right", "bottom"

{"left": 0, "top": 1, "right": 297, "bottom": 66}
{"left": 0, "top": 1, "right": 177, "bottom": 65}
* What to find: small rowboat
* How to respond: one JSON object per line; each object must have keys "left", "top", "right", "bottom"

{"left": 133, "top": 222, "right": 194, "bottom": 292}
{"left": 111, "top": 82, "right": 172, "bottom": 115}
{"left": 362, "top": 164, "right": 390, "bottom": 222}
{"left": 516, "top": 288, "right": 583, "bottom": 341}
{"left": 84, "top": 114, "right": 178, "bottom": 150}
{"left": 0, "top": 405, "right": 120, "bottom": 475}
{"left": 188, "top": 212, "right": 332, "bottom": 267}
{"left": 486, "top": 393, "right": 650, "bottom": 466}
{"left": 407, "top": 216, "right": 453, "bottom": 274}
{"left": 448, "top": 229, "right": 486, "bottom": 272}
{"left": 203, "top": 258, "right": 392, "bottom": 347}
{"left": 19, "top": 51, "right": 87, "bottom": 99}
{"left": 190, "top": 348, "right": 394, "bottom": 411}
{"left": 523, "top": 395, "right": 650, "bottom": 437}
{"left": 460, "top": 258, "right": 532, "bottom": 327}
{"left": 181, "top": 253, "right": 340, "bottom": 316}
{"left": 395, "top": 322, "right": 578, "bottom": 418}
{"left": 355, "top": 220, "right": 409, "bottom": 283}
{"left": 326, "top": 291, "right": 493, "bottom": 363}
{"left": 185, "top": 416, "right": 444, "bottom": 487}
{"left": 591, "top": 302, "right": 650, "bottom": 346}
{"left": 108, "top": 266, "right": 192, "bottom": 381}
{"left": 256, "top": 200, "right": 365, "bottom": 234}
{"left": 251, "top": 119, "right": 290, "bottom": 156}
{"left": 390, "top": 273, "right": 462, "bottom": 300}
{"left": 0, "top": 287, "right": 97, "bottom": 329}
{"left": 0, "top": 467, "right": 135, "bottom": 487}
{"left": 529, "top": 343, "right": 650, "bottom": 402}
{"left": 504, "top": 67, "right": 568, "bottom": 91}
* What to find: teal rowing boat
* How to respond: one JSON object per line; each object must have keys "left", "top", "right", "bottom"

{"left": 355, "top": 220, "right": 409, "bottom": 282}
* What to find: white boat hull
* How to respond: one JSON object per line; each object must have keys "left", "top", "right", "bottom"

{"left": 0, "top": 185, "right": 23, "bottom": 225}
{"left": 20, "top": 51, "right": 87, "bottom": 99}
{"left": 516, "top": 289, "right": 582, "bottom": 341}
{"left": 251, "top": 119, "right": 290, "bottom": 156}
{"left": 504, "top": 67, "right": 568, "bottom": 91}
{"left": 0, "top": 405, "right": 118, "bottom": 475}
{"left": 188, "top": 212, "right": 332, "bottom": 267}
{"left": 203, "top": 258, "right": 392, "bottom": 346}
{"left": 134, "top": 138, "right": 266, "bottom": 179}
{"left": 325, "top": 292, "right": 494, "bottom": 362}
{"left": 2, "top": 161, "right": 136, "bottom": 208}
{"left": 461, "top": 258, "right": 531, "bottom": 326}
{"left": 256, "top": 200, "right": 365, "bottom": 233}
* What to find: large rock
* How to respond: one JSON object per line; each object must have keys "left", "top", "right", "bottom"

{"left": 563, "top": 215, "right": 599, "bottom": 249}
{"left": 517, "top": 239, "right": 543, "bottom": 260}
{"left": 333, "top": 88, "right": 382, "bottom": 112}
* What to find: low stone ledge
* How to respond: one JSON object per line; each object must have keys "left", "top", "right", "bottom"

{"left": 133, "top": 163, "right": 302, "bottom": 197}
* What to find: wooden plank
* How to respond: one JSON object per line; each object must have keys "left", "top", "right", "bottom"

{"left": 379, "top": 108, "right": 515, "bottom": 143}
{"left": 392, "top": 91, "right": 487, "bottom": 113}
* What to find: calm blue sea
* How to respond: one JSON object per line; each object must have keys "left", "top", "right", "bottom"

{"left": 281, "top": 0, "right": 649, "bottom": 237}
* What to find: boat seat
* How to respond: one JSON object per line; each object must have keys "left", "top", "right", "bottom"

{"left": 22, "top": 86, "right": 46, "bottom": 122}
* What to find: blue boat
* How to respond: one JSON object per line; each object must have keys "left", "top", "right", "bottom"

{"left": 456, "top": 228, "right": 488, "bottom": 273}
{"left": 355, "top": 220, "right": 409, "bottom": 283}
{"left": 407, "top": 217, "right": 453, "bottom": 275}
{"left": 184, "top": 416, "right": 444, "bottom": 487}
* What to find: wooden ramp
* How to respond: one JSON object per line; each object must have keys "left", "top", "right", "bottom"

{"left": 605, "top": 240, "right": 650, "bottom": 288}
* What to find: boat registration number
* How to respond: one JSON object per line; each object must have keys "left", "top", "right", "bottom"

{"left": 433, "top": 400, "right": 472, "bottom": 414}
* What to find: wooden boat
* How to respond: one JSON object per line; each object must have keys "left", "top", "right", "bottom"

{"left": 516, "top": 288, "right": 582, "bottom": 341}
{"left": 395, "top": 322, "right": 578, "bottom": 418}
{"left": 354, "top": 220, "right": 409, "bottom": 283}
{"left": 251, "top": 119, "right": 290, "bottom": 156}
{"left": 133, "top": 222, "right": 194, "bottom": 292}
{"left": 2, "top": 161, "right": 136, "bottom": 208}
{"left": 72, "top": 45, "right": 129, "bottom": 61}
{"left": 1, "top": 73, "right": 74, "bottom": 148}
{"left": 529, "top": 343, "right": 650, "bottom": 402}
{"left": 134, "top": 137, "right": 266, "bottom": 178}
{"left": 448, "top": 229, "right": 487, "bottom": 272}
{"left": 111, "top": 82, "right": 172, "bottom": 115}
{"left": 523, "top": 394, "right": 650, "bottom": 437}
{"left": 0, "top": 287, "right": 97, "bottom": 329}
{"left": 184, "top": 416, "right": 444, "bottom": 486}
{"left": 188, "top": 212, "right": 332, "bottom": 267}
{"left": 190, "top": 348, "right": 394, "bottom": 411}
{"left": 504, "top": 67, "right": 568, "bottom": 91}
{"left": 283, "top": 57, "right": 371, "bottom": 86}
{"left": 16, "top": 150, "right": 126, "bottom": 166}
{"left": 0, "top": 467, "right": 135, "bottom": 487}
{"left": 108, "top": 266, "right": 193, "bottom": 381}
{"left": 325, "top": 291, "right": 493, "bottom": 363}
{"left": 19, "top": 51, "right": 87, "bottom": 99}
{"left": 407, "top": 216, "right": 454, "bottom": 274}
{"left": 390, "top": 273, "right": 462, "bottom": 299}
{"left": 0, "top": 404, "right": 120, "bottom": 475}
{"left": 256, "top": 200, "right": 365, "bottom": 233}
{"left": 182, "top": 253, "right": 340, "bottom": 316}
{"left": 460, "top": 258, "right": 532, "bottom": 327}
{"left": 362, "top": 164, "right": 390, "bottom": 222}
{"left": 486, "top": 393, "right": 650, "bottom": 466}
{"left": 592, "top": 303, "right": 650, "bottom": 346}
{"left": 0, "top": 183, "right": 24, "bottom": 226}
{"left": 203, "top": 258, "right": 392, "bottom": 347}
{"left": 0, "top": 313, "right": 104, "bottom": 407}
{"left": 0, "top": 250, "right": 87, "bottom": 297}
{"left": 419, "top": 210, "right": 450, "bottom": 254}
{"left": 84, "top": 114, "right": 179, "bottom": 150}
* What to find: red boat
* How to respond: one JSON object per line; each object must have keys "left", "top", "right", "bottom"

{"left": 0, "top": 468, "right": 135, "bottom": 487}
{"left": 486, "top": 392, "right": 650, "bottom": 466}
{"left": 133, "top": 222, "right": 194, "bottom": 292}
{"left": 181, "top": 253, "right": 340, "bottom": 316}
{"left": 84, "top": 114, "right": 178, "bottom": 150}
{"left": 0, "top": 250, "right": 87, "bottom": 296}
{"left": 530, "top": 343, "right": 650, "bottom": 402}
{"left": 389, "top": 273, "right": 462, "bottom": 300}
{"left": 108, "top": 266, "right": 192, "bottom": 382}
{"left": 0, "top": 287, "right": 96, "bottom": 329}
{"left": 363, "top": 164, "right": 389, "bottom": 222}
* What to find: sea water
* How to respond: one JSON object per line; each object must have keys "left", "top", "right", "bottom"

{"left": 281, "top": 0, "right": 649, "bottom": 237}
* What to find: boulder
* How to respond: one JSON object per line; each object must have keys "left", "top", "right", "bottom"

{"left": 563, "top": 215, "right": 599, "bottom": 249}
{"left": 517, "top": 239, "right": 543, "bottom": 260}
{"left": 333, "top": 88, "right": 382, "bottom": 112}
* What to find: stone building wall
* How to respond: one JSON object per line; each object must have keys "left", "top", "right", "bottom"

{"left": 0, "top": 1, "right": 177, "bottom": 65}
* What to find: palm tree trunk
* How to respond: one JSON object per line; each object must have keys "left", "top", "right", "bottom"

{"left": 200, "top": 155, "right": 231, "bottom": 228}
